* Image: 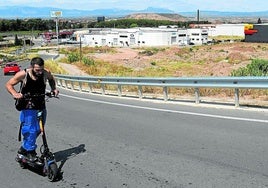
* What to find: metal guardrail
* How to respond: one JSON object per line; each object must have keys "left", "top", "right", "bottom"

{"left": 54, "top": 74, "right": 268, "bottom": 107}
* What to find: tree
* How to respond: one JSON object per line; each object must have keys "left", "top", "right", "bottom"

{"left": 257, "top": 18, "right": 262, "bottom": 24}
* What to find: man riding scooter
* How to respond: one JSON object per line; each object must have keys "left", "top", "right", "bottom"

{"left": 6, "top": 57, "right": 59, "bottom": 162}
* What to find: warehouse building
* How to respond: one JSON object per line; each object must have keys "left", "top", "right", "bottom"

{"left": 76, "top": 27, "right": 208, "bottom": 47}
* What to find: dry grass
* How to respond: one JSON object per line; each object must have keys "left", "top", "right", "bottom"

{"left": 59, "top": 42, "right": 268, "bottom": 104}
{"left": 88, "top": 42, "right": 268, "bottom": 77}
{"left": 45, "top": 59, "right": 67, "bottom": 74}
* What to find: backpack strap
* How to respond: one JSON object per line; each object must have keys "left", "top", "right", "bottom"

{"left": 18, "top": 69, "right": 28, "bottom": 92}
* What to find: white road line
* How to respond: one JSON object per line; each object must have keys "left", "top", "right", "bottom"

{"left": 60, "top": 93, "right": 268, "bottom": 124}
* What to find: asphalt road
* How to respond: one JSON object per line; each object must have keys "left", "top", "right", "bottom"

{"left": 1, "top": 68, "right": 268, "bottom": 188}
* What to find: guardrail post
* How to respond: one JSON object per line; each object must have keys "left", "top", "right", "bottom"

{"left": 70, "top": 81, "right": 74, "bottom": 90}
{"left": 138, "top": 85, "right": 143, "bottom": 99}
{"left": 101, "top": 84, "right": 105, "bottom": 95}
{"left": 59, "top": 79, "right": 63, "bottom": 87}
{"left": 234, "top": 88, "right": 239, "bottom": 107}
{"left": 78, "top": 82, "right": 82, "bottom": 92}
{"left": 56, "top": 79, "right": 61, "bottom": 87}
{"left": 64, "top": 80, "right": 68, "bottom": 88}
{"left": 88, "top": 83, "right": 93, "bottom": 93}
{"left": 118, "top": 85, "right": 122, "bottom": 97}
{"left": 163, "top": 86, "right": 168, "bottom": 102}
{"left": 195, "top": 88, "right": 200, "bottom": 104}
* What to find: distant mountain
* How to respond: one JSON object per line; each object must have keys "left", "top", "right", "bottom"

{"left": 125, "top": 13, "right": 188, "bottom": 22}
{"left": 0, "top": 6, "right": 174, "bottom": 19}
{"left": 0, "top": 6, "right": 267, "bottom": 19}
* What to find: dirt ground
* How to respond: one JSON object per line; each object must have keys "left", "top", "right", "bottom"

{"left": 90, "top": 42, "right": 268, "bottom": 77}
{"left": 58, "top": 42, "right": 268, "bottom": 107}
{"left": 59, "top": 62, "right": 89, "bottom": 76}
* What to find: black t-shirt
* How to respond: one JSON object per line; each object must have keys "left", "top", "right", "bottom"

{"left": 20, "top": 71, "right": 46, "bottom": 110}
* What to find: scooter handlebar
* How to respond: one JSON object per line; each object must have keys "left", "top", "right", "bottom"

{"left": 22, "top": 92, "right": 58, "bottom": 99}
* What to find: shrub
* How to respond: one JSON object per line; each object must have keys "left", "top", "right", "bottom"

{"left": 83, "top": 57, "right": 95, "bottom": 66}
{"left": 67, "top": 52, "right": 80, "bottom": 63}
{"left": 231, "top": 59, "right": 268, "bottom": 76}
{"left": 139, "top": 50, "right": 154, "bottom": 56}
{"left": 150, "top": 61, "right": 156, "bottom": 66}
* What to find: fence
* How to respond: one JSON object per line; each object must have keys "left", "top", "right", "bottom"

{"left": 53, "top": 74, "right": 268, "bottom": 107}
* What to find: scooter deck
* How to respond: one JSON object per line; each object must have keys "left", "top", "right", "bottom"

{"left": 16, "top": 153, "right": 44, "bottom": 167}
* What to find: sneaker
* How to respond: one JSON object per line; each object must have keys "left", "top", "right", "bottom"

{"left": 17, "top": 147, "right": 37, "bottom": 162}
{"left": 26, "top": 150, "right": 37, "bottom": 162}
{"left": 17, "top": 146, "right": 27, "bottom": 155}
{"left": 16, "top": 147, "right": 26, "bottom": 162}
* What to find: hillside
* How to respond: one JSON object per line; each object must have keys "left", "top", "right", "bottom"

{"left": 90, "top": 42, "right": 268, "bottom": 77}
{"left": 124, "top": 13, "right": 189, "bottom": 22}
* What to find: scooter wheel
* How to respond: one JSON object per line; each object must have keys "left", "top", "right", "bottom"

{"left": 47, "top": 163, "right": 58, "bottom": 182}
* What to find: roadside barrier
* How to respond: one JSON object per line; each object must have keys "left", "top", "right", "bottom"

{"left": 53, "top": 74, "right": 268, "bottom": 107}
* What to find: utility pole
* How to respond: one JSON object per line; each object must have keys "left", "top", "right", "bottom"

{"left": 80, "top": 36, "right": 82, "bottom": 62}
{"left": 23, "top": 35, "right": 26, "bottom": 55}
{"left": 31, "top": 27, "right": 34, "bottom": 48}
{"left": 50, "top": 11, "right": 62, "bottom": 54}
{"left": 56, "top": 17, "right": 59, "bottom": 51}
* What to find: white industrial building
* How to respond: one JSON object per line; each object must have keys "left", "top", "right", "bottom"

{"left": 81, "top": 27, "right": 186, "bottom": 47}
{"left": 187, "top": 28, "right": 209, "bottom": 45}
{"left": 73, "top": 24, "right": 246, "bottom": 47}
{"left": 76, "top": 27, "right": 209, "bottom": 47}
{"left": 208, "top": 24, "right": 245, "bottom": 37}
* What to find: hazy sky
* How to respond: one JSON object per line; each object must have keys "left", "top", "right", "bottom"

{"left": 1, "top": 0, "right": 268, "bottom": 12}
